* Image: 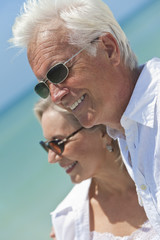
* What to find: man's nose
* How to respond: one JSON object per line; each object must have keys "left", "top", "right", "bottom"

{"left": 48, "top": 149, "right": 62, "bottom": 164}
{"left": 49, "top": 84, "right": 69, "bottom": 104}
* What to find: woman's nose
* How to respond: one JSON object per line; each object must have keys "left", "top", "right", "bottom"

{"left": 49, "top": 84, "right": 69, "bottom": 104}
{"left": 48, "top": 149, "right": 62, "bottom": 164}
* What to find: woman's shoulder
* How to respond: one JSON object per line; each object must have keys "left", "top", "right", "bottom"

{"left": 51, "top": 178, "right": 91, "bottom": 217}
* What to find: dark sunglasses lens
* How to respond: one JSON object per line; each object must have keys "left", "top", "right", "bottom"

{"left": 49, "top": 141, "right": 64, "bottom": 155}
{"left": 35, "top": 82, "right": 49, "bottom": 98}
{"left": 39, "top": 141, "right": 49, "bottom": 152}
{"left": 47, "top": 63, "right": 69, "bottom": 84}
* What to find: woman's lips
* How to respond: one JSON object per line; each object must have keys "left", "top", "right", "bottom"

{"left": 63, "top": 161, "right": 78, "bottom": 174}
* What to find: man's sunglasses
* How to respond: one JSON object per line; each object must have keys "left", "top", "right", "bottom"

{"left": 40, "top": 127, "right": 84, "bottom": 155}
{"left": 34, "top": 38, "right": 99, "bottom": 98}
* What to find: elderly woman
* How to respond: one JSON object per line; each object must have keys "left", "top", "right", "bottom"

{"left": 34, "top": 97, "right": 159, "bottom": 240}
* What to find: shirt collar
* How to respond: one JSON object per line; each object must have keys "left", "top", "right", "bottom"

{"left": 107, "top": 58, "right": 159, "bottom": 139}
{"left": 122, "top": 59, "right": 158, "bottom": 128}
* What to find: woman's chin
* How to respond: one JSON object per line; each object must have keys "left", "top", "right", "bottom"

{"left": 71, "top": 175, "right": 83, "bottom": 184}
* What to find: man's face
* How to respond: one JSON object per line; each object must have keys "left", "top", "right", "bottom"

{"left": 28, "top": 27, "right": 129, "bottom": 130}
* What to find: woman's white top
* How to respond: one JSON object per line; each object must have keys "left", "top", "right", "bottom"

{"left": 50, "top": 179, "right": 160, "bottom": 240}
{"left": 90, "top": 221, "right": 159, "bottom": 240}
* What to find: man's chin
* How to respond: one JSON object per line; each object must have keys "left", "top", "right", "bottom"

{"left": 75, "top": 114, "right": 96, "bottom": 129}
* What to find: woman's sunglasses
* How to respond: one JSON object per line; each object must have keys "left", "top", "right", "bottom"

{"left": 34, "top": 38, "right": 99, "bottom": 98}
{"left": 40, "top": 127, "right": 84, "bottom": 155}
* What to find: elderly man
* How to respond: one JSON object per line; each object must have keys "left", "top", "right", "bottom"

{"left": 10, "top": 0, "right": 160, "bottom": 234}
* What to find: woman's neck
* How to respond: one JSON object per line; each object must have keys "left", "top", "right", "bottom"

{"left": 91, "top": 159, "right": 135, "bottom": 197}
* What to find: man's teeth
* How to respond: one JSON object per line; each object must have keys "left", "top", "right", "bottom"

{"left": 64, "top": 161, "right": 78, "bottom": 171}
{"left": 70, "top": 95, "right": 84, "bottom": 110}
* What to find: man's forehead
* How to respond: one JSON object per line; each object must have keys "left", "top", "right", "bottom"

{"left": 27, "top": 25, "right": 71, "bottom": 59}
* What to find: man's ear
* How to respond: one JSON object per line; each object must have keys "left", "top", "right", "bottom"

{"left": 100, "top": 33, "right": 121, "bottom": 65}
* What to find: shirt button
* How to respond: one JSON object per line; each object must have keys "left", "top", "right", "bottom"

{"left": 140, "top": 184, "right": 147, "bottom": 191}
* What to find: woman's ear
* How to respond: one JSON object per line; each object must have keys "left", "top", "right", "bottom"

{"left": 99, "top": 126, "right": 112, "bottom": 149}
{"left": 100, "top": 33, "right": 121, "bottom": 66}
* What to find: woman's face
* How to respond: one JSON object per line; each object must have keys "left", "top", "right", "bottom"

{"left": 41, "top": 108, "right": 108, "bottom": 183}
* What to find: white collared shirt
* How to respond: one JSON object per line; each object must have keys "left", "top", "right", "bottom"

{"left": 107, "top": 58, "right": 160, "bottom": 235}
{"left": 50, "top": 179, "right": 91, "bottom": 240}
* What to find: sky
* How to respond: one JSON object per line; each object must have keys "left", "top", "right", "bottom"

{"left": 0, "top": 0, "right": 151, "bottom": 113}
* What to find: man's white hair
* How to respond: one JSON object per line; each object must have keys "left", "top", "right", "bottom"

{"left": 10, "top": 0, "right": 137, "bottom": 69}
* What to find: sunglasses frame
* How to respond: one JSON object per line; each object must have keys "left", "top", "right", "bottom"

{"left": 34, "top": 46, "right": 87, "bottom": 98}
{"left": 40, "top": 127, "right": 84, "bottom": 155}
{"left": 34, "top": 38, "right": 99, "bottom": 98}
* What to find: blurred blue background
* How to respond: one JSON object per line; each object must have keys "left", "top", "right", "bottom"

{"left": 0, "top": 0, "right": 160, "bottom": 239}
